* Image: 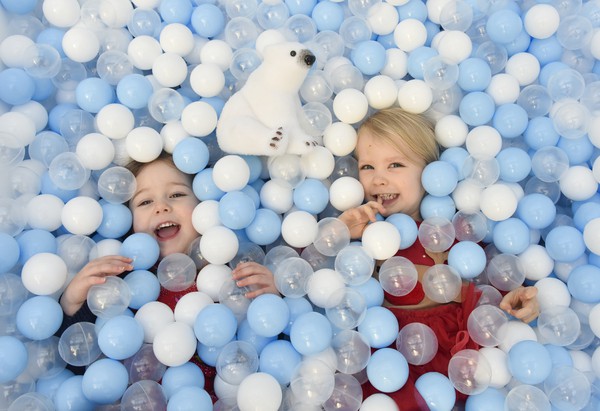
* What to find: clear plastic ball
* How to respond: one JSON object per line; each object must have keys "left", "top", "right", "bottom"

{"left": 322, "top": 373, "right": 363, "bottom": 411}
{"left": 423, "top": 55, "right": 459, "bottom": 90}
{"left": 263, "top": 245, "right": 300, "bottom": 273}
{"left": 447, "top": 349, "right": 491, "bottom": 395}
{"left": 22, "top": 43, "right": 62, "bottom": 79}
{"left": 543, "top": 366, "right": 591, "bottom": 411}
{"left": 87, "top": 276, "right": 132, "bottom": 319}
{"left": 290, "top": 358, "right": 335, "bottom": 406}
{"left": 331, "top": 329, "right": 371, "bottom": 375}
{"left": 57, "top": 322, "right": 102, "bottom": 367}
{"left": 300, "top": 70, "right": 333, "bottom": 103}
{"left": 537, "top": 305, "right": 581, "bottom": 346}
{"left": 461, "top": 156, "right": 500, "bottom": 187}
{"left": 551, "top": 101, "right": 590, "bottom": 140}
{"left": 517, "top": 84, "right": 552, "bottom": 118}
{"left": 0, "top": 273, "right": 28, "bottom": 317}
{"left": 123, "top": 343, "right": 166, "bottom": 383}
{"left": 256, "top": 1, "right": 289, "bottom": 30}
{"left": 378, "top": 256, "right": 418, "bottom": 297}
{"left": 486, "top": 253, "right": 525, "bottom": 292}
{"left": 312, "top": 217, "right": 351, "bottom": 257}
{"left": 325, "top": 287, "right": 367, "bottom": 329}
{"left": 422, "top": 264, "right": 462, "bottom": 303}
{"left": 334, "top": 245, "right": 375, "bottom": 286}
{"left": 274, "top": 256, "right": 313, "bottom": 298}
{"left": 505, "top": 385, "right": 550, "bottom": 411}
{"left": 302, "top": 102, "right": 332, "bottom": 137}
{"left": 329, "top": 63, "right": 364, "bottom": 94}
{"left": 230, "top": 47, "right": 262, "bottom": 81}
{"left": 418, "top": 216, "right": 456, "bottom": 253}
{"left": 225, "top": 17, "right": 259, "bottom": 49}
{"left": 120, "top": 380, "right": 167, "bottom": 411}
{"left": 452, "top": 211, "right": 488, "bottom": 242}
{"left": 268, "top": 154, "right": 305, "bottom": 188}
{"left": 547, "top": 68, "right": 585, "bottom": 101}
{"left": 7, "top": 392, "right": 54, "bottom": 411}
{"left": 48, "top": 152, "right": 91, "bottom": 191}
{"left": 147, "top": 88, "right": 185, "bottom": 123}
{"left": 396, "top": 322, "right": 438, "bottom": 365}
{"left": 157, "top": 253, "right": 197, "bottom": 292}
{"left": 467, "top": 304, "right": 508, "bottom": 347}
{"left": 218, "top": 278, "right": 252, "bottom": 322}
{"left": 216, "top": 340, "right": 259, "bottom": 385}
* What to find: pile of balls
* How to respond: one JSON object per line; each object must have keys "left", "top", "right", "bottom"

{"left": 0, "top": 0, "right": 600, "bottom": 409}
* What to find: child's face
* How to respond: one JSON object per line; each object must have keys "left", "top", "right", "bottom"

{"left": 129, "top": 160, "right": 199, "bottom": 259}
{"left": 356, "top": 129, "right": 426, "bottom": 221}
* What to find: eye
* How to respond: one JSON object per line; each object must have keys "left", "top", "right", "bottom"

{"left": 171, "top": 192, "right": 187, "bottom": 198}
{"left": 290, "top": 50, "right": 297, "bottom": 57}
{"left": 359, "top": 164, "right": 373, "bottom": 170}
{"left": 390, "top": 162, "right": 405, "bottom": 168}
{"left": 137, "top": 199, "right": 152, "bottom": 207}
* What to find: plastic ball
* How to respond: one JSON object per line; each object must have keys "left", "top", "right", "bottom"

{"left": 537, "top": 305, "right": 580, "bottom": 346}
{"left": 395, "top": 322, "right": 438, "bottom": 366}
{"left": 281, "top": 210, "right": 318, "bottom": 248}
{"left": 290, "top": 311, "right": 333, "bottom": 355}
{"left": 125, "top": 126, "right": 163, "bottom": 162}
{"left": 332, "top": 88, "right": 369, "bottom": 124}
{"left": 305, "top": 268, "right": 345, "bottom": 309}
{"left": 506, "top": 340, "right": 552, "bottom": 385}
{"left": 120, "top": 380, "right": 168, "bottom": 411}
{"left": 505, "top": 385, "right": 550, "bottom": 411}
{"left": 48, "top": 152, "right": 90, "bottom": 191}
{"left": 448, "top": 349, "right": 491, "bottom": 395}
{"left": 151, "top": 321, "right": 196, "bottom": 367}
{"left": 20, "top": 252, "right": 67, "bottom": 296}
{"left": 466, "top": 304, "right": 508, "bottom": 347}
{"left": 366, "top": 348, "right": 409, "bottom": 393}
{"left": 360, "top": 221, "right": 400, "bottom": 260}
{"left": 418, "top": 216, "right": 455, "bottom": 253}
{"left": 422, "top": 264, "right": 462, "bottom": 303}
{"left": 97, "top": 315, "right": 144, "bottom": 360}
{"left": 0, "top": 336, "right": 28, "bottom": 384}
{"left": 97, "top": 166, "right": 137, "bottom": 204}
{"left": 193, "top": 303, "right": 237, "bottom": 348}
{"left": 212, "top": 155, "right": 250, "bottom": 192}
{"left": 325, "top": 287, "right": 367, "bottom": 330}
{"left": 543, "top": 366, "right": 591, "bottom": 410}
{"left": 81, "top": 358, "right": 129, "bottom": 404}
{"left": 414, "top": 372, "right": 456, "bottom": 411}
{"left": 378, "top": 256, "right": 418, "bottom": 297}
{"left": 57, "top": 322, "right": 102, "bottom": 367}
{"left": 237, "top": 372, "right": 282, "bottom": 411}
{"left": 545, "top": 225, "right": 586, "bottom": 263}
{"left": 289, "top": 358, "right": 335, "bottom": 406}
{"left": 61, "top": 196, "right": 103, "bottom": 236}
{"left": 122, "top": 343, "right": 166, "bottom": 384}
{"left": 0, "top": 273, "right": 28, "bottom": 317}
{"left": 16, "top": 295, "right": 62, "bottom": 341}
{"left": 246, "top": 294, "right": 289, "bottom": 337}
{"left": 87, "top": 275, "right": 132, "bottom": 319}
{"left": 272, "top": 256, "right": 311, "bottom": 298}
{"left": 357, "top": 306, "right": 399, "bottom": 349}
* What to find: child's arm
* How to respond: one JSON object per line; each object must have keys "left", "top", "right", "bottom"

{"left": 60, "top": 255, "right": 133, "bottom": 316}
{"left": 499, "top": 286, "right": 539, "bottom": 323}
{"left": 231, "top": 261, "right": 279, "bottom": 299}
{"left": 338, "top": 200, "right": 387, "bottom": 239}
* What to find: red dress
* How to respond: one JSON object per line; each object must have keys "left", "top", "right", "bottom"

{"left": 361, "top": 238, "right": 480, "bottom": 410}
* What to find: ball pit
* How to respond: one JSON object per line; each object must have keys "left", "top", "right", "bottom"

{"left": 1, "top": 0, "right": 600, "bottom": 409}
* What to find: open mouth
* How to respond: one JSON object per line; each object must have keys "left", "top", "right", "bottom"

{"left": 155, "top": 222, "right": 180, "bottom": 240}
{"left": 376, "top": 193, "right": 398, "bottom": 207}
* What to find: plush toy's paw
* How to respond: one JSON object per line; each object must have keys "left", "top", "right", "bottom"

{"left": 287, "top": 132, "right": 320, "bottom": 155}
{"left": 269, "top": 127, "right": 285, "bottom": 149}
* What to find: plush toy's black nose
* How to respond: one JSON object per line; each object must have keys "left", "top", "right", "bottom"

{"left": 304, "top": 53, "right": 315, "bottom": 66}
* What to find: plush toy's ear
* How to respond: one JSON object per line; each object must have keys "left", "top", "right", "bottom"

{"left": 255, "top": 29, "right": 287, "bottom": 57}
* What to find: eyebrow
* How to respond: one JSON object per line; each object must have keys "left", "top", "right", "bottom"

{"left": 130, "top": 182, "right": 192, "bottom": 204}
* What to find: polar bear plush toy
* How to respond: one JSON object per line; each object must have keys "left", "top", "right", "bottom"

{"left": 216, "top": 41, "right": 319, "bottom": 156}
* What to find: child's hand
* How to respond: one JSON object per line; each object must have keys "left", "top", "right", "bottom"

{"left": 499, "top": 286, "right": 539, "bottom": 324}
{"left": 338, "top": 201, "right": 386, "bottom": 239}
{"left": 232, "top": 261, "right": 279, "bottom": 299}
{"left": 60, "top": 255, "right": 133, "bottom": 316}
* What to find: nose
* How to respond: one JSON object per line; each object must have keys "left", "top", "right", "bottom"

{"left": 372, "top": 170, "right": 387, "bottom": 185}
{"left": 154, "top": 201, "right": 171, "bottom": 214}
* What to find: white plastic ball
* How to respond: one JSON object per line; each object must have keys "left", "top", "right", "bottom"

{"left": 260, "top": 180, "right": 294, "bottom": 214}
{"left": 42, "top": 0, "right": 81, "bottom": 28}
{"left": 237, "top": 372, "right": 282, "bottom": 411}
{"left": 128, "top": 36, "right": 162, "bottom": 70}
{"left": 161, "top": 122, "right": 191, "bottom": 153}
{"left": 200, "top": 225, "right": 239, "bottom": 265}
{"left": 281, "top": 211, "right": 318, "bottom": 248}
{"left": 518, "top": 244, "right": 554, "bottom": 281}
{"left": 478, "top": 347, "right": 512, "bottom": 388}
{"left": 99, "top": 0, "right": 134, "bottom": 28}
{"left": 196, "top": 264, "right": 232, "bottom": 302}
{"left": 559, "top": 166, "right": 597, "bottom": 201}
{"left": 21, "top": 253, "right": 68, "bottom": 296}
{"left": 465, "top": 126, "right": 502, "bottom": 159}
{"left": 505, "top": 52, "right": 540, "bottom": 87}
{"left": 583, "top": 218, "right": 600, "bottom": 256}
{"left": 153, "top": 322, "right": 197, "bottom": 367}
{"left": 200, "top": 40, "right": 234, "bottom": 71}
{"left": 180, "top": 101, "right": 218, "bottom": 137}
{"left": 306, "top": 268, "right": 346, "bottom": 308}
{"left": 332, "top": 88, "right": 369, "bottom": 124}
{"left": 174, "top": 291, "right": 214, "bottom": 327}
{"left": 366, "top": 2, "right": 399, "bottom": 35}
{"left": 497, "top": 321, "right": 537, "bottom": 353}
{"left": 524, "top": 4, "right": 560, "bottom": 39}
{"left": 535, "top": 277, "right": 571, "bottom": 313}
{"left": 91, "top": 239, "right": 123, "bottom": 259}
{"left": 434, "top": 30, "right": 472, "bottom": 64}
{"left": 452, "top": 180, "right": 483, "bottom": 214}
{"left": 364, "top": 75, "right": 398, "bottom": 110}
{"left": 0, "top": 112, "right": 36, "bottom": 147}
{"left": 361, "top": 221, "right": 401, "bottom": 260}
{"left": 192, "top": 200, "right": 221, "bottom": 234}
{"left": 590, "top": 304, "right": 600, "bottom": 338}
{"left": 126, "top": 126, "right": 163, "bottom": 163}
{"left": 190, "top": 64, "right": 225, "bottom": 98}
{"left": 393, "top": 19, "right": 427, "bottom": 52}
{"left": 397, "top": 79, "right": 433, "bottom": 114}
{"left": 62, "top": 27, "right": 100, "bottom": 63}
{"left": 62, "top": 196, "right": 103, "bottom": 235}
{"left": 152, "top": 52, "right": 188, "bottom": 88}
{"left": 591, "top": 31, "right": 600, "bottom": 60}
{"left": 134, "top": 301, "right": 174, "bottom": 343}
{"left": 26, "top": 194, "right": 64, "bottom": 232}
{"left": 11, "top": 102, "right": 48, "bottom": 133}
{"left": 159, "top": 23, "right": 194, "bottom": 56}
{"left": 486, "top": 73, "right": 520, "bottom": 105}
{"left": 301, "top": 146, "right": 336, "bottom": 180}
{"left": 95, "top": 104, "right": 135, "bottom": 140}
{"left": 322, "top": 122, "right": 358, "bottom": 157}
{"left": 434, "top": 115, "right": 468, "bottom": 148}
{"left": 329, "top": 176, "right": 364, "bottom": 212}
{"left": 0, "top": 35, "right": 35, "bottom": 68}
{"left": 213, "top": 155, "right": 251, "bottom": 192}
{"left": 359, "top": 393, "right": 399, "bottom": 411}
{"left": 479, "top": 184, "right": 518, "bottom": 221}
{"left": 75, "top": 133, "right": 115, "bottom": 170}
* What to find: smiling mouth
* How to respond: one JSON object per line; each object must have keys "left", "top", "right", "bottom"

{"left": 376, "top": 193, "right": 398, "bottom": 202}
{"left": 155, "top": 222, "right": 181, "bottom": 240}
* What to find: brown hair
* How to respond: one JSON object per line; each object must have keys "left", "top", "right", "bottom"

{"left": 125, "top": 151, "right": 179, "bottom": 178}
{"left": 357, "top": 108, "right": 439, "bottom": 165}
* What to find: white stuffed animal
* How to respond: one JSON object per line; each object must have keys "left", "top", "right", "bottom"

{"left": 216, "top": 41, "right": 319, "bottom": 156}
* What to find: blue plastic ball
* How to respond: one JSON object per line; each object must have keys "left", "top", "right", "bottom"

{"left": 357, "top": 306, "right": 399, "bottom": 348}
{"left": 193, "top": 168, "right": 225, "bottom": 201}
{"left": 544, "top": 225, "right": 586, "bottom": 263}
{"left": 244, "top": 208, "right": 282, "bottom": 246}
{"left": 507, "top": 340, "right": 552, "bottom": 385}
{"left": 448, "top": 241, "right": 487, "bottom": 279}
{"left": 123, "top": 270, "right": 161, "bottom": 310}
{"left": 567, "top": 265, "right": 600, "bottom": 304}
{"left": 350, "top": 40, "right": 387, "bottom": 76}
{"left": 194, "top": 304, "right": 237, "bottom": 347}
{"left": 485, "top": 9, "right": 523, "bottom": 45}
{"left": 0, "top": 233, "right": 20, "bottom": 272}
{"left": 116, "top": 74, "right": 154, "bottom": 110}
{"left": 419, "top": 195, "right": 456, "bottom": 222}
{"left": 492, "top": 218, "right": 531, "bottom": 255}
{"left": 459, "top": 91, "right": 496, "bottom": 126}
{"left": 81, "top": 358, "right": 129, "bottom": 404}
{"left": 158, "top": 0, "right": 194, "bottom": 24}
{"left": 350, "top": 277, "right": 385, "bottom": 308}
{"left": 259, "top": 339, "right": 302, "bottom": 385}
{"left": 161, "top": 362, "right": 205, "bottom": 399}
{"left": 282, "top": 296, "right": 313, "bottom": 335}
{"left": 173, "top": 137, "right": 210, "bottom": 175}
{"left": 311, "top": 1, "right": 345, "bottom": 32}
{"left": 516, "top": 193, "right": 557, "bottom": 230}
{"left": 0, "top": 68, "right": 35, "bottom": 105}
{"left": 385, "top": 213, "right": 418, "bottom": 250}
{"left": 397, "top": 0, "right": 428, "bottom": 21}
{"left": 285, "top": 0, "right": 317, "bottom": 16}
{"left": 219, "top": 190, "right": 257, "bottom": 230}
{"left": 366, "top": 348, "right": 409, "bottom": 393}
{"left": 421, "top": 160, "right": 459, "bottom": 197}
{"left": 120, "top": 232, "right": 160, "bottom": 270}
{"left": 191, "top": 4, "right": 226, "bottom": 38}
{"left": 293, "top": 178, "right": 330, "bottom": 214}
{"left": 246, "top": 294, "right": 290, "bottom": 338}
{"left": 457, "top": 58, "right": 492, "bottom": 92}
{"left": 465, "top": 387, "right": 506, "bottom": 411}
{"left": 557, "top": 135, "right": 594, "bottom": 165}
{"left": 290, "top": 311, "right": 332, "bottom": 355}
{"left": 528, "top": 36, "right": 563, "bottom": 66}
{"left": 415, "top": 372, "right": 456, "bottom": 411}
{"left": 237, "top": 319, "right": 277, "bottom": 353}
{"left": 97, "top": 202, "right": 133, "bottom": 239}
{"left": 0, "top": 336, "right": 28, "bottom": 383}
{"left": 97, "top": 315, "right": 144, "bottom": 360}
{"left": 36, "top": 368, "right": 74, "bottom": 400}
{"left": 492, "top": 103, "right": 529, "bottom": 139}
{"left": 406, "top": 46, "right": 438, "bottom": 80}
{"left": 75, "top": 77, "right": 115, "bottom": 114}
{"left": 17, "top": 228, "right": 57, "bottom": 265}
{"left": 16, "top": 295, "right": 63, "bottom": 341}
{"left": 54, "top": 375, "right": 96, "bottom": 411}
{"left": 168, "top": 386, "right": 213, "bottom": 411}
{"left": 496, "top": 147, "right": 531, "bottom": 183}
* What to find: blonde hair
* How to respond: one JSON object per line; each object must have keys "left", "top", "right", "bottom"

{"left": 358, "top": 108, "right": 439, "bottom": 165}
{"left": 126, "top": 152, "right": 186, "bottom": 179}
